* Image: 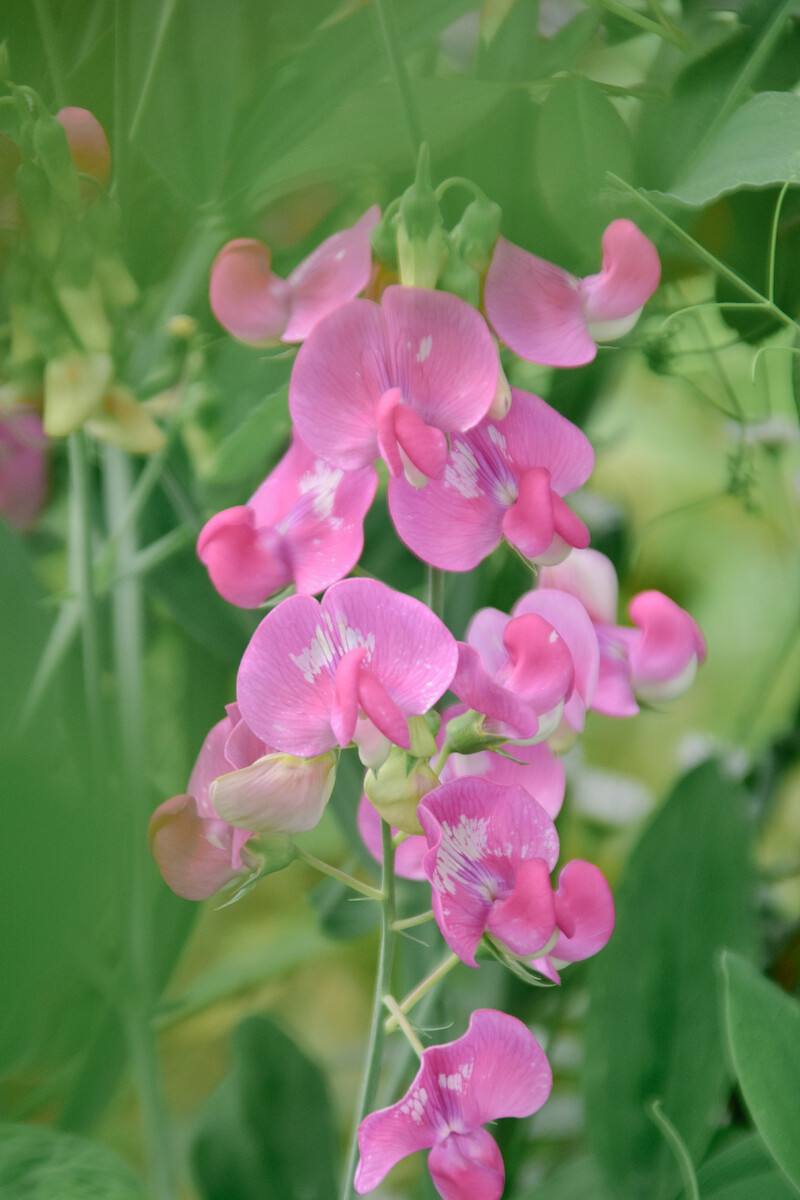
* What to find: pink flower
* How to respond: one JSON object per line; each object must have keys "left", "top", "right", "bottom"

{"left": 209, "top": 206, "right": 379, "bottom": 345}
{"left": 540, "top": 549, "right": 706, "bottom": 713}
{"left": 531, "top": 859, "right": 615, "bottom": 983}
{"left": 388, "top": 388, "right": 592, "bottom": 570}
{"left": 485, "top": 219, "right": 660, "bottom": 367}
{"left": 0, "top": 407, "right": 47, "bottom": 530}
{"left": 451, "top": 591, "right": 598, "bottom": 741}
{"left": 236, "top": 578, "right": 458, "bottom": 758}
{"left": 419, "top": 777, "right": 560, "bottom": 967}
{"left": 197, "top": 437, "right": 377, "bottom": 608}
{"left": 289, "top": 286, "right": 498, "bottom": 483}
{"left": 56, "top": 107, "right": 111, "bottom": 186}
{"left": 357, "top": 797, "right": 428, "bottom": 881}
{"left": 355, "top": 1009, "right": 551, "bottom": 1199}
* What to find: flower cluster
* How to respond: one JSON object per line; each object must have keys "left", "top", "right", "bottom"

{"left": 150, "top": 162, "right": 703, "bottom": 1199}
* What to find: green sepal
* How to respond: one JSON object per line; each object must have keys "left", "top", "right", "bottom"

{"left": 450, "top": 196, "right": 501, "bottom": 272}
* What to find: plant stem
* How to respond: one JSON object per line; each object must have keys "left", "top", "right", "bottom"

{"left": 340, "top": 820, "right": 397, "bottom": 1199}
{"left": 767, "top": 181, "right": 791, "bottom": 303}
{"left": 33, "top": 0, "right": 67, "bottom": 105}
{"left": 392, "top": 909, "right": 434, "bottom": 932}
{"left": 426, "top": 564, "right": 446, "bottom": 620}
{"left": 384, "top": 951, "right": 460, "bottom": 1032}
{"left": 374, "top": 0, "right": 423, "bottom": 161}
{"left": 649, "top": 1099, "right": 699, "bottom": 1200}
{"left": 295, "top": 846, "right": 383, "bottom": 902}
{"left": 128, "top": 0, "right": 179, "bottom": 144}
{"left": 383, "top": 995, "right": 424, "bottom": 1058}
{"left": 68, "top": 432, "right": 103, "bottom": 774}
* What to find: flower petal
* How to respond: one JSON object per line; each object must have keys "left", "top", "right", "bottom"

{"left": 356, "top": 796, "right": 428, "bottom": 881}
{"left": 197, "top": 506, "right": 291, "bottom": 608}
{"left": 450, "top": 642, "right": 540, "bottom": 741}
{"left": 0, "top": 408, "right": 47, "bottom": 530}
{"left": 579, "top": 219, "right": 660, "bottom": 336}
{"left": 209, "top": 239, "right": 290, "bottom": 344}
{"left": 502, "top": 613, "right": 575, "bottom": 714}
{"left": 513, "top": 589, "right": 600, "bottom": 730}
{"left": 550, "top": 859, "right": 615, "bottom": 964}
{"left": 503, "top": 390, "right": 594, "bottom": 496}
{"left": 283, "top": 205, "right": 380, "bottom": 342}
{"left": 444, "top": 741, "right": 566, "bottom": 820}
{"left": 355, "top": 1064, "right": 440, "bottom": 1194}
{"left": 486, "top": 856, "right": 556, "bottom": 957}
{"left": 501, "top": 468, "right": 555, "bottom": 560}
{"left": 539, "top": 547, "right": 619, "bottom": 625}
{"left": 593, "top": 627, "right": 639, "bottom": 717}
{"left": 56, "top": 106, "right": 111, "bottom": 185}
{"left": 188, "top": 716, "right": 236, "bottom": 817}
{"left": 210, "top": 752, "right": 336, "bottom": 834}
{"left": 627, "top": 590, "right": 706, "bottom": 693}
{"left": 485, "top": 237, "right": 595, "bottom": 367}
{"left": 388, "top": 457, "right": 504, "bottom": 571}
{"left": 428, "top": 1129, "right": 504, "bottom": 1200}
{"left": 148, "top": 794, "right": 245, "bottom": 901}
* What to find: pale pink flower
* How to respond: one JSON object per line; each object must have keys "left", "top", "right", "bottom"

{"left": 289, "top": 286, "right": 498, "bottom": 483}
{"left": 355, "top": 1009, "right": 552, "bottom": 1199}
{"left": 388, "top": 388, "right": 592, "bottom": 570}
{"left": 485, "top": 219, "right": 660, "bottom": 367}
{"left": 540, "top": 548, "right": 706, "bottom": 713}
{"left": 209, "top": 206, "right": 379, "bottom": 345}
{"left": 197, "top": 437, "right": 377, "bottom": 607}
{"left": 236, "top": 578, "right": 458, "bottom": 758}
{"left": 56, "top": 107, "right": 111, "bottom": 185}
{"left": 0, "top": 407, "right": 47, "bottom": 530}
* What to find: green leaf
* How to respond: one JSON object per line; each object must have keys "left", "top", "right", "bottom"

{"left": 191, "top": 1014, "right": 338, "bottom": 1200}
{"left": 721, "top": 952, "right": 800, "bottom": 1193}
{"left": 206, "top": 387, "right": 291, "bottom": 488}
{"left": 0, "top": 1123, "right": 143, "bottom": 1199}
{"left": 697, "top": 1133, "right": 799, "bottom": 1199}
{"left": 584, "top": 760, "right": 757, "bottom": 1200}
{"left": 533, "top": 1156, "right": 614, "bottom": 1198}
{"left": 536, "top": 75, "right": 634, "bottom": 255}
{"left": 660, "top": 92, "right": 800, "bottom": 207}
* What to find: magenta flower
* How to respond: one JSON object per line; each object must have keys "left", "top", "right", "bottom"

{"left": 485, "top": 219, "right": 660, "bottom": 367}
{"left": 531, "top": 859, "right": 615, "bottom": 983}
{"left": 197, "top": 437, "right": 377, "bottom": 608}
{"left": 418, "top": 777, "right": 560, "bottom": 967}
{"left": 451, "top": 590, "right": 598, "bottom": 741}
{"left": 388, "top": 388, "right": 592, "bottom": 570}
{"left": 355, "top": 1009, "right": 551, "bottom": 1199}
{"left": 56, "top": 106, "right": 111, "bottom": 185}
{"left": 540, "top": 549, "right": 706, "bottom": 713}
{"left": 289, "top": 286, "right": 498, "bottom": 483}
{"left": 0, "top": 407, "right": 47, "bottom": 530}
{"left": 209, "top": 206, "right": 379, "bottom": 345}
{"left": 236, "top": 578, "right": 458, "bottom": 758}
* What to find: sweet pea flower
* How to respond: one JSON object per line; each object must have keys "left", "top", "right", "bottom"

{"left": 289, "top": 286, "right": 498, "bottom": 484}
{"left": 0, "top": 407, "right": 47, "bottom": 530}
{"left": 388, "top": 388, "right": 593, "bottom": 570}
{"left": 531, "top": 859, "right": 615, "bottom": 983}
{"left": 355, "top": 1009, "right": 552, "bottom": 1199}
{"left": 237, "top": 578, "right": 458, "bottom": 758}
{"left": 485, "top": 219, "right": 660, "bottom": 367}
{"left": 451, "top": 590, "right": 598, "bottom": 742}
{"left": 357, "top": 797, "right": 428, "bottom": 881}
{"left": 56, "top": 106, "right": 112, "bottom": 186}
{"left": 197, "top": 437, "right": 377, "bottom": 607}
{"left": 539, "top": 549, "right": 706, "bottom": 713}
{"left": 209, "top": 206, "right": 379, "bottom": 345}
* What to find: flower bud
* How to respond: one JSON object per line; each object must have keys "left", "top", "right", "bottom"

{"left": 56, "top": 107, "right": 111, "bottom": 187}
{"left": 364, "top": 747, "right": 439, "bottom": 835}
{"left": 397, "top": 144, "right": 445, "bottom": 289}
{"left": 149, "top": 794, "right": 256, "bottom": 901}
{"left": 210, "top": 751, "right": 337, "bottom": 835}
{"left": 438, "top": 242, "right": 480, "bottom": 306}
{"left": 450, "top": 196, "right": 501, "bottom": 273}
{"left": 370, "top": 206, "right": 400, "bottom": 268}
{"left": 407, "top": 714, "right": 438, "bottom": 759}
{"left": 43, "top": 351, "right": 112, "bottom": 437}
{"left": 442, "top": 709, "right": 508, "bottom": 756}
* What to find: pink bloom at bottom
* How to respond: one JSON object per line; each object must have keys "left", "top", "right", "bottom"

{"left": 355, "top": 1009, "right": 551, "bottom": 1199}
{"left": 0, "top": 407, "right": 47, "bottom": 530}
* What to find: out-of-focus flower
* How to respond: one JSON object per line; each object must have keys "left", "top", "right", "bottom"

{"left": 197, "top": 437, "right": 377, "bottom": 608}
{"left": 237, "top": 578, "right": 458, "bottom": 758}
{"left": 388, "top": 389, "right": 592, "bottom": 570}
{"left": 485, "top": 219, "right": 660, "bottom": 367}
{"left": 209, "top": 206, "right": 379, "bottom": 345}
{"left": 540, "top": 549, "right": 706, "bottom": 712}
{"left": 289, "top": 286, "right": 497, "bottom": 485}
{"left": 56, "top": 106, "right": 111, "bottom": 186}
{"left": 0, "top": 406, "right": 47, "bottom": 530}
{"left": 357, "top": 796, "right": 428, "bottom": 881}
{"left": 355, "top": 1009, "right": 552, "bottom": 1198}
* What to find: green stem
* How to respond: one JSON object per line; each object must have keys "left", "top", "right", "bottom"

{"left": 128, "top": 0, "right": 179, "bottom": 144}
{"left": 340, "top": 820, "right": 396, "bottom": 1199}
{"left": 648, "top": 1099, "right": 699, "bottom": 1200}
{"left": 587, "top": 0, "right": 686, "bottom": 46}
{"left": 68, "top": 432, "right": 103, "bottom": 774}
{"left": 34, "top": 0, "right": 67, "bottom": 105}
{"left": 767, "top": 181, "right": 791, "bottom": 303}
{"left": 382, "top": 995, "right": 424, "bottom": 1057}
{"left": 392, "top": 909, "right": 434, "bottom": 932}
{"left": 295, "top": 846, "right": 383, "bottom": 902}
{"left": 426, "top": 564, "right": 446, "bottom": 621}
{"left": 374, "top": 0, "right": 423, "bottom": 161}
{"left": 384, "top": 951, "right": 460, "bottom": 1031}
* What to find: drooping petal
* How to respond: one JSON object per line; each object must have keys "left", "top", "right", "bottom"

{"left": 550, "top": 859, "right": 615, "bottom": 964}
{"left": 210, "top": 751, "right": 336, "bottom": 834}
{"left": 382, "top": 286, "right": 498, "bottom": 431}
{"left": 539, "top": 547, "right": 619, "bottom": 625}
{"left": 56, "top": 106, "right": 111, "bottom": 185}
{"left": 356, "top": 796, "right": 428, "bottom": 881}
{"left": 197, "top": 506, "right": 291, "bottom": 608}
{"left": 450, "top": 642, "right": 540, "bottom": 742}
{"left": 283, "top": 205, "right": 380, "bottom": 341}
{"left": 485, "top": 237, "right": 596, "bottom": 367}
{"left": 579, "top": 219, "right": 660, "bottom": 339}
{"left": 501, "top": 467, "right": 555, "bottom": 560}
{"left": 627, "top": 590, "right": 706, "bottom": 698}
{"left": 148, "top": 794, "right": 246, "bottom": 901}
{"left": 502, "top": 390, "right": 594, "bottom": 496}
{"left": 513, "top": 589, "right": 599, "bottom": 730}
{"left": 428, "top": 1129, "right": 504, "bottom": 1200}
{"left": 444, "top": 740, "right": 566, "bottom": 819}
{"left": 289, "top": 299, "right": 388, "bottom": 468}
{"left": 209, "top": 238, "right": 290, "bottom": 344}
{"left": 0, "top": 408, "right": 47, "bottom": 530}
{"left": 502, "top": 613, "right": 576, "bottom": 714}
{"left": 355, "top": 1064, "right": 441, "bottom": 1194}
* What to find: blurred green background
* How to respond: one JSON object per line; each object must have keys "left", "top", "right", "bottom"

{"left": 1, "top": 1, "right": 800, "bottom": 1197}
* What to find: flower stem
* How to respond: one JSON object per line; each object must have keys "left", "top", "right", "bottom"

{"left": 374, "top": 0, "right": 423, "bottom": 161}
{"left": 67, "top": 432, "right": 103, "bottom": 777}
{"left": 426, "top": 564, "right": 446, "bottom": 621}
{"left": 340, "top": 820, "right": 397, "bottom": 1199}
{"left": 383, "top": 995, "right": 424, "bottom": 1058}
{"left": 384, "top": 950, "right": 460, "bottom": 1032}
{"left": 295, "top": 845, "right": 383, "bottom": 902}
{"left": 392, "top": 909, "right": 434, "bottom": 932}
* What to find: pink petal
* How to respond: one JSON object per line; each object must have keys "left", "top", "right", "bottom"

{"left": 283, "top": 205, "right": 380, "bottom": 342}
{"left": 197, "top": 506, "right": 291, "bottom": 608}
{"left": 358, "top": 666, "right": 410, "bottom": 749}
{"left": 188, "top": 716, "right": 237, "bottom": 817}
{"left": 355, "top": 1067, "right": 440, "bottom": 1194}
{"left": 382, "top": 286, "right": 497, "bottom": 432}
{"left": 444, "top": 741, "right": 566, "bottom": 819}
{"left": 223, "top": 704, "right": 270, "bottom": 769}
{"left": 148, "top": 794, "right": 245, "bottom": 901}
{"left": 628, "top": 590, "right": 706, "bottom": 692}
{"left": 465, "top": 608, "right": 513, "bottom": 678}
{"left": 593, "top": 627, "right": 639, "bottom": 717}
{"left": 388, "top": 458, "right": 504, "bottom": 571}
{"left": 539, "top": 547, "right": 619, "bottom": 625}
{"left": 579, "top": 219, "right": 660, "bottom": 337}
{"left": 450, "top": 642, "right": 540, "bottom": 742}
{"left": 502, "top": 613, "right": 575, "bottom": 714}
{"left": 289, "top": 298, "right": 388, "bottom": 469}
{"left": 428, "top": 1129, "right": 504, "bottom": 1200}
{"left": 356, "top": 796, "right": 428, "bottom": 881}
{"left": 486, "top": 856, "right": 556, "bottom": 957}
{"left": 485, "top": 237, "right": 596, "bottom": 368}
{"left": 209, "top": 238, "right": 290, "bottom": 344}
{"left": 501, "top": 468, "right": 555, "bottom": 560}
{"left": 393, "top": 402, "right": 449, "bottom": 480}
{"left": 501, "top": 390, "right": 594, "bottom": 497}
{"left": 56, "top": 106, "right": 111, "bottom": 185}
{"left": 513, "top": 589, "right": 600, "bottom": 730}
{"left": 210, "top": 751, "right": 336, "bottom": 834}
{"left": 331, "top": 646, "right": 364, "bottom": 747}
{"left": 0, "top": 408, "right": 47, "bottom": 530}
{"left": 550, "top": 859, "right": 615, "bottom": 964}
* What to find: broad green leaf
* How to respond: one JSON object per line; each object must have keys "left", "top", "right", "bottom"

{"left": 528, "top": 1155, "right": 614, "bottom": 1197}
{"left": 584, "top": 760, "right": 756, "bottom": 1200}
{"left": 536, "top": 76, "right": 634, "bottom": 255}
{"left": 206, "top": 387, "right": 291, "bottom": 488}
{"left": 0, "top": 1123, "right": 143, "bottom": 1199}
{"left": 721, "top": 952, "right": 800, "bottom": 1193}
{"left": 191, "top": 1014, "right": 338, "bottom": 1200}
{"left": 697, "top": 1133, "right": 799, "bottom": 1199}
{"left": 661, "top": 92, "right": 800, "bottom": 207}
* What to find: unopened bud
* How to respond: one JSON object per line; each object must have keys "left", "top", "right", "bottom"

{"left": 442, "top": 709, "right": 507, "bottom": 756}
{"left": 166, "top": 313, "right": 197, "bottom": 340}
{"left": 397, "top": 143, "right": 445, "bottom": 288}
{"left": 370, "top": 206, "right": 400, "bottom": 268}
{"left": 451, "top": 196, "right": 501, "bottom": 273}
{"left": 407, "top": 714, "right": 438, "bottom": 759}
{"left": 56, "top": 107, "right": 111, "bottom": 187}
{"left": 364, "top": 748, "right": 439, "bottom": 835}
{"left": 439, "top": 242, "right": 480, "bottom": 306}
